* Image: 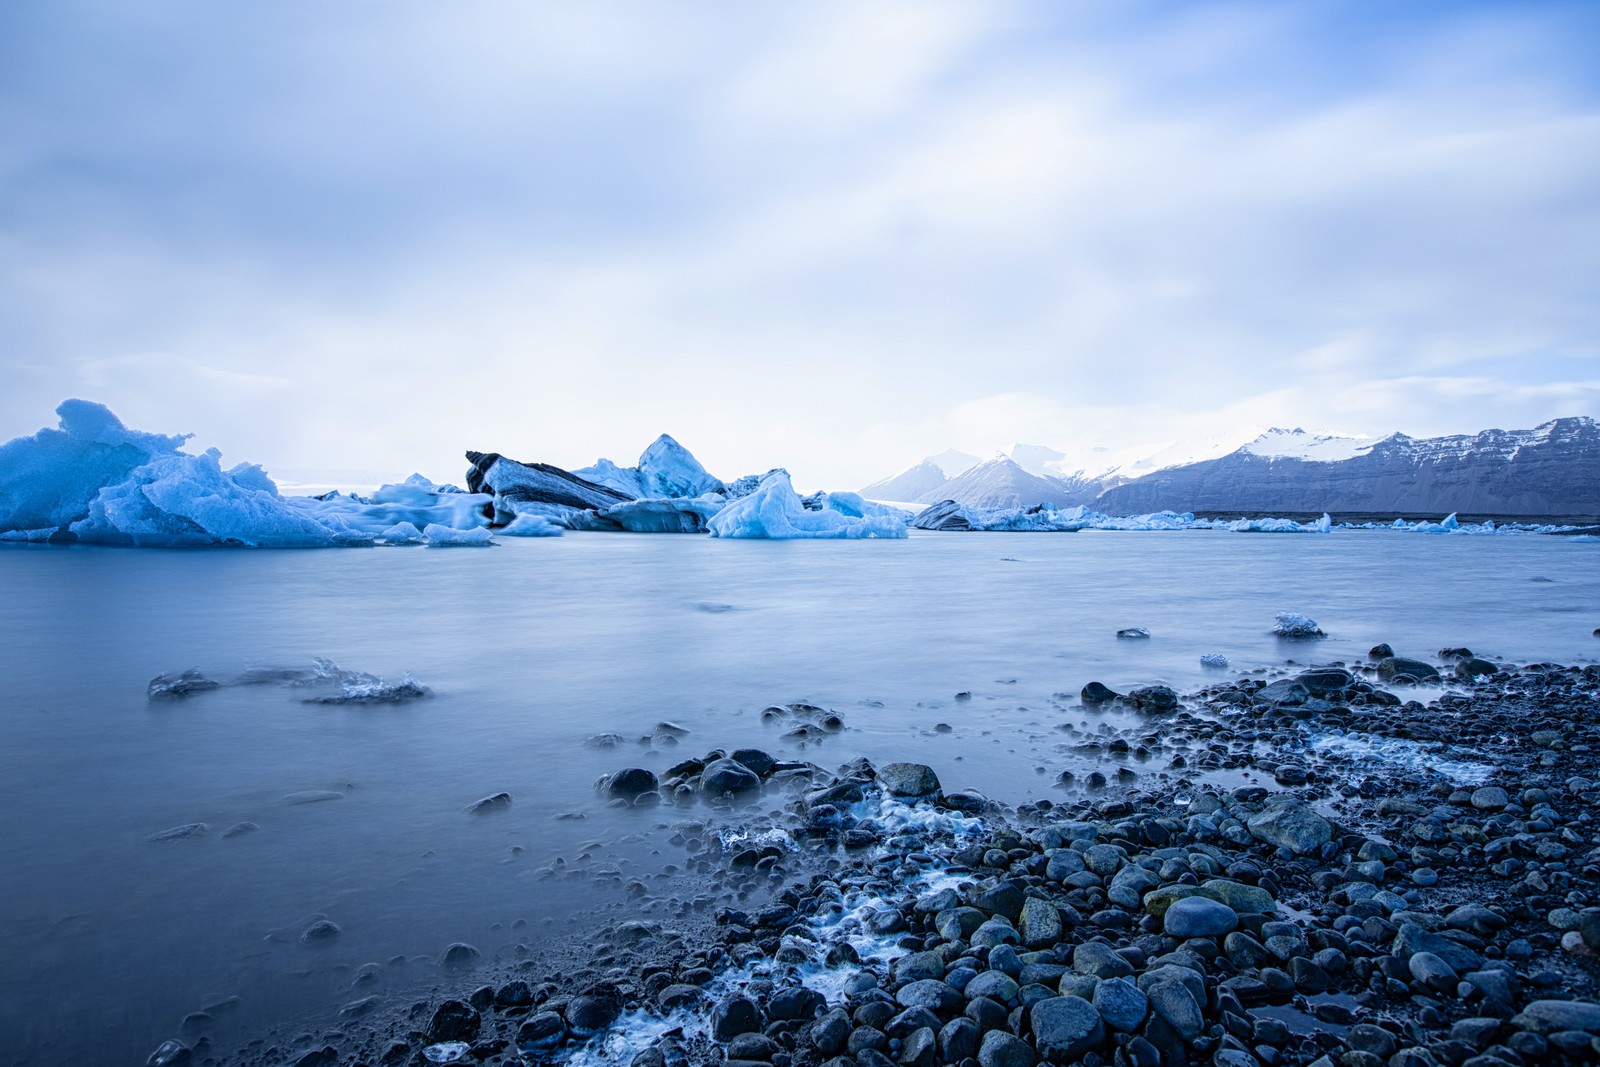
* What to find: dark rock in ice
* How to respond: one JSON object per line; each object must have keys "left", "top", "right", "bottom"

{"left": 283, "top": 790, "right": 344, "bottom": 804}
{"left": 1116, "top": 627, "right": 1151, "bottom": 639}
{"left": 700, "top": 758, "right": 761, "bottom": 798}
{"left": 465, "top": 451, "right": 633, "bottom": 513}
{"left": 300, "top": 919, "right": 342, "bottom": 945}
{"left": 910, "top": 500, "right": 976, "bottom": 531}
{"left": 605, "top": 768, "right": 659, "bottom": 801}
{"left": 148, "top": 669, "right": 220, "bottom": 700}
{"left": 148, "top": 823, "right": 209, "bottom": 842}
{"left": 878, "top": 762, "right": 941, "bottom": 797}
{"left": 466, "top": 792, "right": 511, "bottom": 815}
{"left": 584, "top": 733, "right": 626, "bottom": 749}
{"left": 1080, "top": 682, "right": 1119, "bottom": 705}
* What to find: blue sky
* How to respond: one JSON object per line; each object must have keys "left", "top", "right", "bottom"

{"left": 2, "top": 0, "right": 1597, "bottom": 489}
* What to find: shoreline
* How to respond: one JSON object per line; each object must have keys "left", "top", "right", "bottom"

{"left": 192, "top": 654, "right": 1600, "bottom": 1067}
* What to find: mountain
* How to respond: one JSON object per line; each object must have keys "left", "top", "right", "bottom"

{"left": 1095, "top": 417, "right": 1600, "bottom": 516}
{"left": 859, "top": 460, "right": 955, "bottom": 502}
{"left": 928, "top": 455, "right": 1095, "bottom": 509}
{"left": 863, "top": 417, "right": 1600, "bottom": 517}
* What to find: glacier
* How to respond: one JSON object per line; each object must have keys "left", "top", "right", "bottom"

{"left": 0, "top": 401, "right": 494, "bottom": 548}
{"left": 706, "top": 473, "right": 908, "bottom": 540}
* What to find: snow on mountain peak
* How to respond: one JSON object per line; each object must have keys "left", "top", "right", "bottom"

{"left": 1241, "top": 427, "right": 1376, "bottom": 462}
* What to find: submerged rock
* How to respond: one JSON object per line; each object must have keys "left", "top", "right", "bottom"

{"left": 147, "top": 669, "right": 220, "bottom": 700}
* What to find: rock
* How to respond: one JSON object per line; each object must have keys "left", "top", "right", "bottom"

{"left": 1511, "top": 1000, "right": 1600, "bottom": 1034}
{"left": 939, "top": 1018, "right": 981, "bottom": 1061}
{"left": 964, "top": 971, "right": 1020, "bottom": 1003}
{"left": 711, "top": 996, "right": 762, "bottom": 1041}
{"left": 566, "top": 991, "right": 622, "bottom": 1033}
{"left": 300, "top": 919, "right": 342, "bottom": 945}
{"left": 978, "top": 1029, "right": 1037, "bottom": 1067}
{"left": 1127, "top": 685, "right": 1178, "bottom": 712}
{"left": 879, "top": 762, "right": 941, "bottom": 797}
{"left": 1116, "top": 628, "right": 1151, "bottom": 639}
{"left": 466, "top": 792, "right": 511, "bottom": 814}
{"left": 1030, "top": 995, "right": 1105, "bottom": 1062}
{"left": 1408, "top": 951, "right": 1459, "bottom": 992}
{"left": 1455, "top": 657, "right": 1498, "bottom": 679}
{"left": 440, "top": 942, "right": 480, "bottom": 968}
{"left": 729, "top": 749, "right": 776, "bottom": 777}
{"left": 896, "top": 979, "right": 964, "bottom": 1015}
{"left": 1146, "top": 980, "right": 1204, "bottom": 1040}
{"left": 1255, "top": 680, "right": 1310, "bottom": 706}
{"left": 1368, "top": 643, "right": 1395, "bottom": 659}
{"left": 1091, "top": 977, "right": 1148, "bottom": 1032}
{"left": 1246, "top": 797, "right": 1333, "bottom": 854}
{"left": 1470, "top": 785, "right": 1510, "bottom": 811}
{"left": 606, "top": 769, "right": 658, "bottom": 801}
{"left": 1019, "top": 897, "right": 1064, "bottom": 949}
{"left": 1072, "top": 942, "right": 1134, "bottom": 979}
{"left": 1081, "top": 682, "right": 1119, "bottom": 704}
{"left": 700, "top": 758, "right": 762, "bottom": 798}
{"left": 767, "top": 986, "right": 825, "bottom": 1022}
{"left": 809, "top": 1009, "right": 851, "bottom": 1055}
{"left": 901, "top": 1026, "right": 937, "bottom": 1067}
{"left": 429, "top": 1000, "right": 481, "bottom": 1043}
{"left": 1392, "top": 924, "right": 1482, "bottom": 974}
{"left": 1198, "top": 879, "right": 1276, "bottom": 915}
{"left": 1296, "top": 667, "right": 1354, "bottom": 694}
{"left": 1163, "top": 896, "right": 1239, "bottom": 938}
{"left": 1376, "top": 657, "right": 1441, "bottom": 683}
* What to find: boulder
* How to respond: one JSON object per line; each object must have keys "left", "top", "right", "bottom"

{"left": 1246, "top": 797, "right": 1333, "bottom": 854}
{"left": 879, "top": 762, "right": 941, "bottom": 798}
{"left": 700, "top": 758, "right": 761, "bottom": 798}
{"left": 1030, "top": 996, "right": 1105, "bottom": 1062}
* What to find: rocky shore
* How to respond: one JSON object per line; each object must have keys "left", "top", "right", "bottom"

{"left": 201, "top": 653, "right": 1600, "bottom": 1067}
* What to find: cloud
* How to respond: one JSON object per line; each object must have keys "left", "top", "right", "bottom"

{"left": 1, "top": 0, "right": 1596, "bottom": 489}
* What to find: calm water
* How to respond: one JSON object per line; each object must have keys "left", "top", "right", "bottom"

{"left": 1, "top": 530, "right": 1596, "bottom": 1064}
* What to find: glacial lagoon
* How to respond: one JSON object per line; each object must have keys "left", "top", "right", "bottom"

{"left": 1, "top": 529, "right": 1596, "bottom": 1064}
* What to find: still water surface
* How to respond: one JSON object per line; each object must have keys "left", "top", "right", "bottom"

{"left": 1, "top": 530, "right": 1595, "bottom": 1064}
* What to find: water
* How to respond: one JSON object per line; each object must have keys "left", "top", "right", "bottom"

{"left": 1, "top": 530, "right": 1595, "bottom": 1064}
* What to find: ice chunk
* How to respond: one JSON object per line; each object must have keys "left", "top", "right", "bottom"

{"left": 304, "top": 673, "right": 430, "bottom": 705}
{"left": 574, "top": 434, "right": 724, "bottom": 500}
{"left": 706, "top": 472, "right": 908, "bottom": 539}
{"left": 423, "top": 524, "right": 494, "bottom": 547}
{"left": 1200, "top": 653, "right": 1230, "bottom": 669}
{"left": 1273, "top": 612, "right": 1325, "bottom": 638}
{"left": 499, "top": 513, "right": 565, "bottom": 537}
{"left": 571, "top": 496, "right": 725, "bottom": 533}
{"left": 147, "top": 669, "right": 222, "bottom": 700}
{"left": 379, "top": 521, "right": 426, "bottom": 544}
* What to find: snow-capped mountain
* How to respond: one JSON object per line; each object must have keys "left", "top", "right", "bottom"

{"left": 863, "top": 418, "right": 1599, "bottom": 517}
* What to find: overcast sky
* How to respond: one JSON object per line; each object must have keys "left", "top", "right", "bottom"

{"left": 2, "top": 0, "right": 1597, "bottom": 490}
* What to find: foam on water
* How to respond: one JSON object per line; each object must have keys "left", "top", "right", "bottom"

{"left": 1306, "top": 732, "right": 1497, "bottom": 785}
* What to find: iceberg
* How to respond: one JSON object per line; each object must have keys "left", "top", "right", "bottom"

{"left": 0, "top": 400, "right": 496, "bottom": 548}
{"left": 706, "top": 472, "right": 908, "bottom": 540}
{"left": 570, "top": 496, "right": 726, "bottom": 533}
{"left": 422, "top": 524, "right": 494, "bottom": 547}
{"left": 575, "top": 434, "right": 724, "bottom": 500}
{"left": 499, "top": 513, "right": 565, "bottom": 537}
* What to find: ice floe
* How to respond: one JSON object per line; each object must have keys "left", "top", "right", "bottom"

{"left": 707, "top": 473, "right": 908, "bottom": 540}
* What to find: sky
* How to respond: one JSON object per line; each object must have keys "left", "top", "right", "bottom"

{"left": 1, "top": 0, "right": 1598, "bottom": 492}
